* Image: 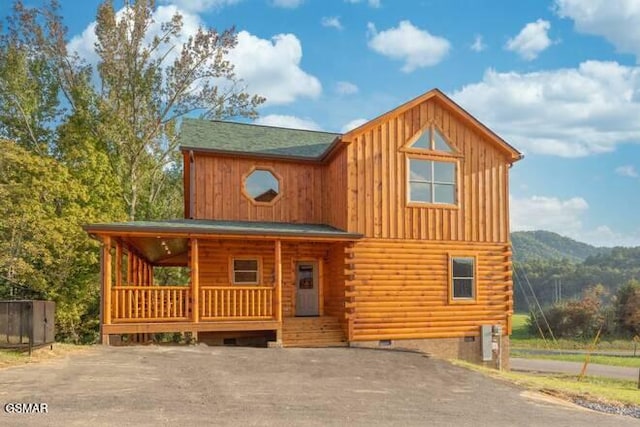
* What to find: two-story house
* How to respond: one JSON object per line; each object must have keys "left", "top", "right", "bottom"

{"left": 85, "top": 89, "right": 522, "bottom": 364}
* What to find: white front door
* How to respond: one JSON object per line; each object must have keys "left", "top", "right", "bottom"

{"left": 295, "top": 262, "right": 319, "bottom": 316}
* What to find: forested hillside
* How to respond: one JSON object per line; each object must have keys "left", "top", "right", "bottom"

{"left": 511, "top": 230, "right": 608, "bottom": 263}
{"left": 512, "top": 231, "right": 639, "bottom": 312}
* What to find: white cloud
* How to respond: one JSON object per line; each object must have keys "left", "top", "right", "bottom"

{"left": 511, "top": 195, "right": 588, "bottom": 233}
{"left": 511, "top": 195, "right": 640, "bottom": 246}
{"left": 471, "top": 34, "right": 486, "bottom": 52}
{"left": 335, "top": 81, "right": 358, "bottom": 95}
{"left": 270, "top": 0, "right": 304, "bottom": 8}
{"left": 345, "top": 0, "right": 381, "bottom": 8}
{"left": 505, "top": 19, "right": 553, "bottom": 60}
{"left": 321, "top": 16, "right": 343, "bottom": 30}
{"left": 578, "top": 225, "right": 640, "bottom": 247}
{"left": 229, "top": 31, "right": 322, "bottom": 105}
{"left": 555, "top": 0, "right": 640, "bottom": 61}
{"left": 615, "top": 165, "right": 639, "bottom": 178}
{"left": 254, "top": 114, "right": 322, "bottom": 131}
{"left": 67, "top": 21, "right": 99, "bottom": 66}
{"left": 341, "top": 118, "right": 368, "bottom": 133}
{"left": 164, "top": 0, "right": 242, "bottom": 13}
{"left": 367, "top": 21, "right": 450, "bottom": 72}
{"left": 68, "top": 5, "right": 321, "bottom": 106}
{"left": 451, "top": 60, "right": 640, "bottom": 157}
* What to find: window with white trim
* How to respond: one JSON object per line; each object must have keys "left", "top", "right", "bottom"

{"left": 451, "top": 257, "right": 475, "bottom": 300}
{"left": 408, "top": 159, "right": 456, "bottom": 204}
{"left": 232, "top": 258, "right": 259, "bottom": 284}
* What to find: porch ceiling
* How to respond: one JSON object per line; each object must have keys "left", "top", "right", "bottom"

{"left": 119, "top": 236, "right": 189, "bottom": 267}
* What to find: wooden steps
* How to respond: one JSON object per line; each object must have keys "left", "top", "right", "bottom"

{"left": 282, "top": 316, "right": 348, "bottom": 348}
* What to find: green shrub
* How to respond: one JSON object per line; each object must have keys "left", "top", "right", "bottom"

{"left": 527, "top": 285, "right": 609, "bottom": 339}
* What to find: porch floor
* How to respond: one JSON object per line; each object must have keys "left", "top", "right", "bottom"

{"left": 282, "top": 316, "right": 347, "bottom": 348}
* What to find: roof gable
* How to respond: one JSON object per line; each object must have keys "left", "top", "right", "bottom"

{"left": 342, "top": 89, "right": 522, "bottom": 163}
{"left": 179, "top": 119, "right": 340, "bottom": 160}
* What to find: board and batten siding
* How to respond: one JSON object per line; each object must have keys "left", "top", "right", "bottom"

{"left": 191, "top": 152, "right": 349, "bottom": 230}
{"left": 346, "top": 240, "right": 513, "bottom": 340}
{"left": 346, "top": 98, "right": 511, "bottom": 243}
{"left": 343, "top": 97, "right": 515, "bottom": 342}
{"left": 321, "top": 148, "right": 349, "bottom": 230}
{"left": 192, "top": 155, "right": 324, "bottom": 223}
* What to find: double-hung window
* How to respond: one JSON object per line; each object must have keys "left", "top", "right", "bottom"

{"left": 450, "top": 256, "right": 476, "bottom": 301}
{"left": 232, "top": 258, "right": 260, "bottom": 285}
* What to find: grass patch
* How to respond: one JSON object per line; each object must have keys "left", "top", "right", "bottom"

{"left": 511, "top": 313, "right": 530, "bottom": 340}
{"left": 510, "top": 350, "right": 640, "bottom": 368}
{"left": 0, "top": 344, "right": 89, "bottom": 369}
{"left": 511, "top": 313, "right": 637, "bottom": 351}
{"left": 453, "top": 360, "right": 640, "bottom": 407}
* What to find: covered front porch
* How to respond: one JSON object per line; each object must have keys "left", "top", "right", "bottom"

{"left": 85, "top": 220, "right": 360, "bottom": 346}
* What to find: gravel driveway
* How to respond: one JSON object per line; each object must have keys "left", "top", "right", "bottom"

{"left": 0, "top": 345, "right": 636, "bottom": 426}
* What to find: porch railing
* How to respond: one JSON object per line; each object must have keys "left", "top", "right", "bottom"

{"left": 109, "top": 285, "right": 275, "bottom": 322}
{"left": 111, "top": 286, "right": 190, "bottom": 322}
{"left": 200, "top": 286, "right": 273, "bottom": 320}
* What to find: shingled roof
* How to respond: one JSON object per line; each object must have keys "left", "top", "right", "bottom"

{"left": 84, "top": 219, "right": 362, "bottom": 240}
{"left": 179, "top": 118, "right": 341, "bottom": 159}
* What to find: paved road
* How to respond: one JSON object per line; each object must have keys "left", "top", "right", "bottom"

{"left": 514, "top": 348, "right": 640, "bottom": 358}
{"left": 0, "top": 346, "right": 637, "bottom": 427}
{"left": 511, "top": 357, "right": 640, "bottom": 381}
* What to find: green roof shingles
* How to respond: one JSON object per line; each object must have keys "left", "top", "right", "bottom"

{"left": 84, "top": 219, "right": 361, "bottom": 240}
{"left": 179, "top": 119, "right": 341, "bottom": 159}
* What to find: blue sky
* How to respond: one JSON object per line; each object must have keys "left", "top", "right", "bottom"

{"left": 4, "top": 0, "right": 640, "bottom": 246}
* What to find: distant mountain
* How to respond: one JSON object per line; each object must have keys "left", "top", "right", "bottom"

{"left": 511, "top": 230, "right": 609, "bottom": 263}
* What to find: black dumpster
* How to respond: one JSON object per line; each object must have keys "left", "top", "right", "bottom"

{"left": 0, "top": 300, "right": 55, "bottom": 354}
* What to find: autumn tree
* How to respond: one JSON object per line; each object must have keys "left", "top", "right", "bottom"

{"left": 4, "top": 0, "right": 265, "bottom": 220}
{"left": 615, "top": 279, "right": 640, "bottom": 336}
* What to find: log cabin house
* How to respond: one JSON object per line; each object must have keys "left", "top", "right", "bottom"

{"left": 85, "top": 89, "right": 522, "bottom": 364}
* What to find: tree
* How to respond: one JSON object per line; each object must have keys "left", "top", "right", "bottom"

{"left": 4, "top": 0, "right": 265, "bottom": 220}
{"left": 0, "top": 140, "right": 105, "bottom": 342}
{"left": 527, "top": 285, "right": 609, "bottom": 339}
{"left": 615, "top": 279, "right": 640, "bottom": 336}
{"left": 0, "top": 29, "right": 59, "bottom": 155}
{"left": 0, "top": 0, "right": 266, "bottom": 341}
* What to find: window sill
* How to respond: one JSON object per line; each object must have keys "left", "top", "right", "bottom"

{"left": 448, "top": 298, "right": 477, "bottom": 305}
{"left": 407, "top": 202, "right": 460, "bottom": 210}
{"left": 400, "top": 148, "right": 463, "bottom": 158}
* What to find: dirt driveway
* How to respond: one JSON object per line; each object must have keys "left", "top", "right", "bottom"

{"left": 0, "top": 345, "right": 635, "bottom": 426}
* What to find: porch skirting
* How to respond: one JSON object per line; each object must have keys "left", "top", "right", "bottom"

{"left": 102, "top": 320, "right": 280, "bottom": 335}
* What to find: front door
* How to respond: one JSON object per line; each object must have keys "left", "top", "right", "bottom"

{"left": 295, "top": 262, "right": 319, "bottom": 316}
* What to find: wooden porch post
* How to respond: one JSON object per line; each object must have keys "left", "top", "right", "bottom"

{"left": 274, "top": 239, "right": 283, "bottom": 343}
{"left": 126, "top": 250, "right": 132, "bottom": 285}
{"left": 191, "top": 238, "right": 200, "bottom": 336}
{"left": 101, "top": 236, "right": 112, "bottom": 345}
{"left": 115, "top": 241, "right": 122, "bottom": 287}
